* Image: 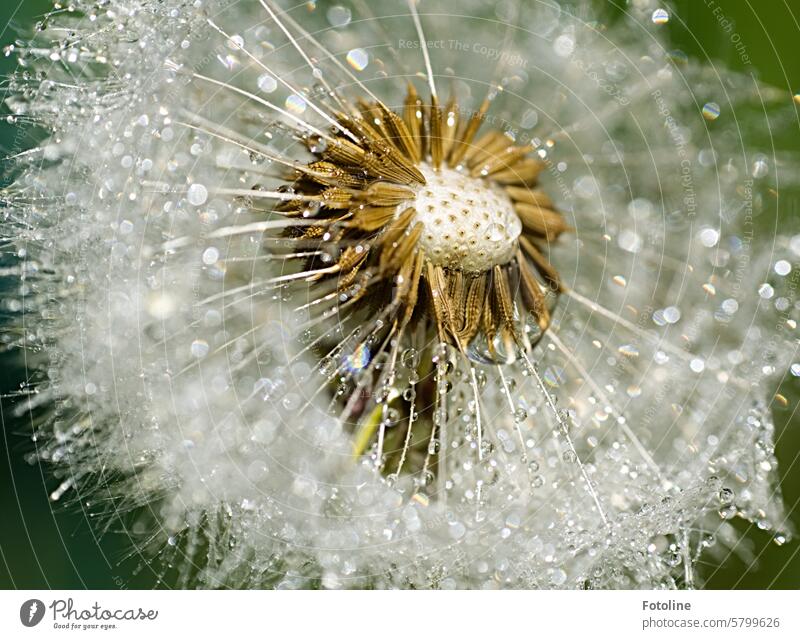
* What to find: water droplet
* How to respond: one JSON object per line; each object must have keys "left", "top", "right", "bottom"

{"left": 187, "top": 183, "right": 208, "bottom": 206}
{"left": 699, "top": 227, "right": 719, "bottom": 247}
{"left": 774, "top": 259, "right": 791, "bottom": 276}
{"left": 651, "top": 8, "right": 669, "bottom": 25}
{"left": 191, "top": 339, "right": 209, "bottom": 358}
{"left": 343, "top": 343, "right": 370, "bottom": 372}
{"left": 285, "top": 94, "right": 307, "bottom": 115}
{"left": 627, "top": 385, "right": 642, "bottom": 398}
{"left": 689, "top": 358, "right": 705, "bottom": 373}
{"left": 663, "top": 306, "right": 681, "bottom": 324}
{"left": 448, "top": 521, "right": 466, "bottom": 539}
{"left": 487, "top": 222, "right": 506, "bottom": 242}
{"left": 307, "top": 134, "right": 328, "bottom": 154}
{"left": 466, "top": 333, "right": 515, "bottom": 365}
{"left": 302, "top": 201, "right": 322, "bottom": 218}
{"left": 550, "top": 568, "right": 567, "bottom": 585}
{"left": 346, "top": 48, "right": 369, "bottom": 71}
{"left": 401, "top": 348, "right": 419, "bottom": 369}
{"left": 751, "top": 155, "right": 769, "bottom": 178}
{"left": 718, "top": 505, "right": 736, "bottom": 520}
{"left": 721, "top": 298, "right": 739, "bottom": 315}
{"left": 554, "top": 34, "right": 575, "bottom": 57}
{"left": 543, "top": 365, "right": 566, "bottom": 386}
{"left": 758, "top": 283, "right": 774, "bottom": 299}
{"left": 667, "top": 552, "right": 682, "bottom": 567}
{"left": 257, "top": 73, "right": 277, "bottom": 93}
{"left": 618, "top": 229, "right": 642, "bottom": 253}
{"left": 618, "top": 344, "right": 639, "bottom": 358}
{"left": 327, "top": 5, "right": 352, "bottom": 27}
{"left": 202, "top": 247, "right": 219, "bottom": 265}
{"left": 520, "top": 108, "right": 538, "bottom": 129}
{"left": 319, "top": 356, "right": 337, "bottom": 377}
{"left": 702, "top": 102, "right": 721, "bottom": 121}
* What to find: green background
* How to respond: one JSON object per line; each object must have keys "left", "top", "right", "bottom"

{"left": 0, "top": 0, "right": 798, "bottom": 589}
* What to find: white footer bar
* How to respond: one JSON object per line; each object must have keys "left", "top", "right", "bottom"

{"left": 1, "top": 589, "right": 797, "bottom": 638}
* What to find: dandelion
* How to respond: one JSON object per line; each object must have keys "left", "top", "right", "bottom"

{"left": 2, "top": 0, "right": 798, "bottom": 589}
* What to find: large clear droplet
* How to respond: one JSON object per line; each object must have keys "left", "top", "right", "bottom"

{"left": 466, "top": 333, "right": 515, "bottom": 365}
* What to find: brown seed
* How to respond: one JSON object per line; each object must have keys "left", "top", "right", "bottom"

{"left": 473, "top": 144, "right": 534, "bottom": 179}
{"left": 466, "top": 130, "right": 512, "bottom": 168}
{"left": 519, "top": 235, "right": 563, "bottom": 292}
{"left": 517, "top": 251, "right": 551, "bottom": 330}
{"left": 429, "top": 94, "right": 444, "bottom": 169}
{"left": 515, "top": 203, "right": 569, "bottom": 240}
{"left": 441, "top": 93, "right": 460, "bottom": 158}
{"left": 351, "top": 206, "right": 399, "bottom": 232}
{"left": 493, "top": 265, "right": 516, "bottom": 332}
{"left": 362, "top": 182, "right": 416, "bottom": 207}
{"left": 448, "top": 97, "right": 491, "bottom": 168}
{"left": 491, "top": 158, "right": 545, "bottom": 185}
{"left": 403, "top": 83, "right": 424, "bottom": 162}
{"left": 456, "top": 274, "right": 487, "bottom": 347}
{"left": 505, "top": 186, "right": 554, "bottom": 209}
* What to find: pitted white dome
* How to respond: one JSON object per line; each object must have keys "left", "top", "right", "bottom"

{"left": 411, "top": 164, "right": 521, "bottom": 272}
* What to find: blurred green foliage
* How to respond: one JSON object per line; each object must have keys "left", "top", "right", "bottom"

{"left": 0, "top": 0, "right": 798, "bottom": 589}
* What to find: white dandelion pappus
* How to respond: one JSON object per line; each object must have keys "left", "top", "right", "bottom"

{"left": 2, "top": 0, "right": 798, "bottom": 589}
